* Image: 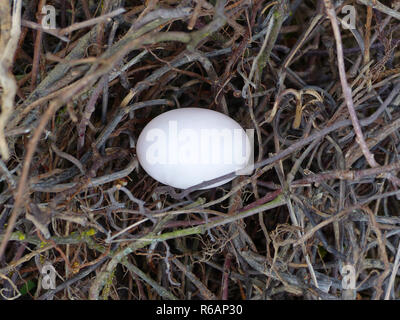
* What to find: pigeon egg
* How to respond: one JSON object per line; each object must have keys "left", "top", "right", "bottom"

{"left": 136, "top": 107, "right": 252, "bottom": 190}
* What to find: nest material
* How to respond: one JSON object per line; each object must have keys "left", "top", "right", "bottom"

{"left": 0, "top": 0, "right": 399, "bottom": 300}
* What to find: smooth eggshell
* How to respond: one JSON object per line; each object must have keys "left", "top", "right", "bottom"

{"left": 136, "top": 108, "right": 251, "bottom": 190}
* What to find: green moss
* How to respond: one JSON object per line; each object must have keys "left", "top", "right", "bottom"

{"left": 85, "top": 228, "right": 96, "bottom": 236}
{"left": 102, "top": 269, "right": 116, "bottom": 300}
{"left": 15, "top": 231, "right": 26, "bottom": 241}
{"left": 79, "top": 228, "right": 96, "bottom": 239}
{"left": 40, "top": 241, "right": 49, "bottom": 248}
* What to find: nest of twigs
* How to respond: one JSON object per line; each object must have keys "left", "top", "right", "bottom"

{"left": 0, "top": 0, "right": 400, "bottom": 300}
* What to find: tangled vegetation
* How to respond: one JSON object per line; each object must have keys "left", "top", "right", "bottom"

{"left": 0, "top": 0, "right": 400, "bottom": 300}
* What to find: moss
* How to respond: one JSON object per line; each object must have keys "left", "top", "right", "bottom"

{"left": 15, "top": 231, "right": 26, "bottom": 241}
{"left": 86, "top": 228, "right": 96, "bottom": 236}
{"left": 80, "top": 228, "right": 96, "bottom": 239}
{"left": 40, "top": 241, "right": 49, "bottom": 248}
{"left": 102, "top": 269, "right": 116, "bottom": 300}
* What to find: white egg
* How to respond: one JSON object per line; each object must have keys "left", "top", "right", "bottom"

{"left": 136, "top": 108, "right": 252, "bottom": 190}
